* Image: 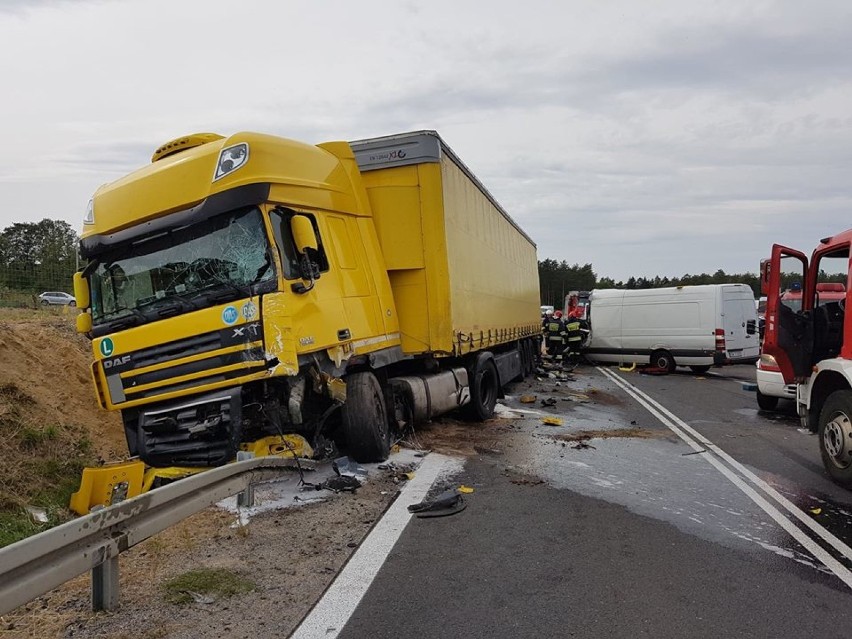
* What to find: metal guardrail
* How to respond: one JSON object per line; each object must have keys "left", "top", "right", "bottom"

{"left": 0, "top": 456, "right": 310, "bottom": 615}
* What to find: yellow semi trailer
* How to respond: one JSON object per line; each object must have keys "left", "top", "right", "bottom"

{"left": 73, "top": 130, "right": 540, "bottom": 468}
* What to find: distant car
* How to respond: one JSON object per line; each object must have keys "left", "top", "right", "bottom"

{"left": 38, "top": 291, "right": 76, "bottom": 307}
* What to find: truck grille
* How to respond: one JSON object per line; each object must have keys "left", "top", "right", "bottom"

{"left": 136, "top": 388, "right": 242, "bottom": 467}
{"left": 102, "top": 322, "right": 267, "bottom": 404}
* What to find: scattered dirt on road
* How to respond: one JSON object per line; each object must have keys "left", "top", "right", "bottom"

{"left": 405, "top": 417, "right": 514, "bottom": 458}
{"left": 552, "top": 427, "right": 671, "bottom": 442}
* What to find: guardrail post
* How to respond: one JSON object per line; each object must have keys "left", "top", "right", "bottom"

{"left": 236, "top": 451, "right": 255, "bottom": 507}
{"left": 92, "top": 555, "right": 120, "bottom": 611}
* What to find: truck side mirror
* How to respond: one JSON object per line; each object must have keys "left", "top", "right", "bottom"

{"left": 73, "top": 272, "right": 90, "bottom": 309}
{"left": 290, "top": 215, "right": 320, "bottom": 294}
{"left": 291, "top": 215, "right": 318, "bottom": 254}
{"left": 76, "top": 312, "right": 93, "bottom": 335}
{"left": 760, "top": 259, "right": 770, "bottom": 295}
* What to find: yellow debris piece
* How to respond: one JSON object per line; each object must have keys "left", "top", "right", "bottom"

{"left": 542, "top": 417, "right": 563, "bottom": 426}
{"left": 403, "top": 471, "right": 416, "bottom": 480}
{"left": 69, "top": 460, "right": 145, "bottom": 515}
{"left": 241, "top": 434, "right": 314, "bottom": 459}
{"left": 810, "top": 507, "right": 822, "bottom": 515}
{"left": 619, "top": 363, "right": 637, "bottom": 372}
{"left": 458, "top": 485, "right": 475, "bottom": 494}
{"left": 520, "top": 395, "right": 537, "bottom": 404}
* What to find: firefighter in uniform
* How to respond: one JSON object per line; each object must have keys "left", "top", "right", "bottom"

{"left": 544, "top": 310, "right": 567, "bottom": 357}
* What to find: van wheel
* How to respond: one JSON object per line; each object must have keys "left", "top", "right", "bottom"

{"left": 463, "top": 355, "right": 499, "bottom": 421}
{"left": 342, "top": 371, "right": 390, "bottom": 462}
{"left": 690, "top": 365, "right": 711, "bottom": 374}
{"left": 756, "top": 390, "right": 778, "bottom": 411}
{"left": 651, "top": 350, "right": 676, "bottom": 374}
{"left": 818, "top": 390, "right": 852, "bottom": 488}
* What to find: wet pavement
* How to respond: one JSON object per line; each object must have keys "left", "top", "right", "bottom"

{"left": 496, "top": 365, "right": 843, "bottom": 576}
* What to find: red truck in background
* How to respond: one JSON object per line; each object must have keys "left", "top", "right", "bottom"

{"left": 762, "top": 233, "right": 852, "bottom": 487}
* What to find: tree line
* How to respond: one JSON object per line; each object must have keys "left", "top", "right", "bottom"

{"left": 538, "top": 260, "right": 844, "bottom": 308}
{"left": 0, "top": 218, "right": 839, "bottom": 306}
{"left": 0, "top": 219, "right": 78, "bottom": 294}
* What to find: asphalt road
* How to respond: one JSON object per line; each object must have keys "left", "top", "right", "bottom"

{"left": 304, "top": 363, "right": 852, "bottom": 638}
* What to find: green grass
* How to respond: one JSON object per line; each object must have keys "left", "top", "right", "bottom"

{"left": 162, "top": 568, "right": 256, "bottom": 604}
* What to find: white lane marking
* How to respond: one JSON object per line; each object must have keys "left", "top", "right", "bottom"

{"left": 291, "top": 453, "right": 459, "bottom": 639}
{"left": 637, "top": 376, "right": 852, "bottom": 561}
{"left": 598, "top": 366, "right": 852, "bottom": 589}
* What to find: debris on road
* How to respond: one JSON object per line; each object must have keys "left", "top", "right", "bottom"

{"left": 541, "top": 397, "right": 557, "bottom": 407}
{"left": 458, "top": 485, "right": 475, "bottom": 494}
{"left": 520, "top": 395, "right": 537, "bottom": 404}
{"left": 542, "top": 416, "right": 563, "bottom": 426}
{"left": 408, "top": 488, "right": 467, "bottom": 518}
{"left": 572, "top": 441, "right": 596, "bottom": 450}
{"left": 681, "top": 449, "right": 707, "bottom": 456}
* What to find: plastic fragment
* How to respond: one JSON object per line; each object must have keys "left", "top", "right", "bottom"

{"left": 542, "top": 417, "right": 563, "bottom": 426}
{"left": 458, "top": 485, "right": 475, "bottom": 494}
{"left": 25, "top": 506, "right": 48, "bottom": 524}
{"left": 810, "top": 507, "right": 822, "bottom": 515}
{"left": 519, "top": 395, "right": 537, "bottom": 404}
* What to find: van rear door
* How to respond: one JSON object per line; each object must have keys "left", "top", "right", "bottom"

{"left": 721, "top": 285, "right": 760, "bottom": 360}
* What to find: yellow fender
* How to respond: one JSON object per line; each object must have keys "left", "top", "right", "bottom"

{"left": 69, "top": 460, "right": 145, "bottom": 515}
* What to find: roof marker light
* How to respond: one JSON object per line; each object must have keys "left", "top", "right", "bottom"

{"left": 214, "top": 143, "right": 249, "bottom": 181}
{"left": 83, "top": 198, "right": 94, "bottom": 225}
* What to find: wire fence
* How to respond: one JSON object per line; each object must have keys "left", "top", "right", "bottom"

{"left": 0, "top": 263, "right": 77, "bottom": 308}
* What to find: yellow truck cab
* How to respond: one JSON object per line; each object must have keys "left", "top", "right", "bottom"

{"left": 75, "top": 130, "right": 540, "bottom": 467}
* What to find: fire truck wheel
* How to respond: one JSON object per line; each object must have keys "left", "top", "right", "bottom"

{"left": 818, "top": 390, "right": 852, "bottom": 488}
{"left": 756, "top": 390, "right": 779, "bottom": 411}
{"left": 651, "top": 349, "right": 677, "bottom": 374}
{"left": 463, "top": 355, "right": 499, "bottom": 421}
{"left": 342, "top": 371, "right": 390, "bottom": 463}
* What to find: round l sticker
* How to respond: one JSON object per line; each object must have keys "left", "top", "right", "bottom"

{"left": 100, "top": 337, "right": 114, "bottom": 357}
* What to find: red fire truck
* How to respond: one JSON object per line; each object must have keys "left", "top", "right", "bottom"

{"left": 762, "top": 233, "right": 852, "bottom": 487}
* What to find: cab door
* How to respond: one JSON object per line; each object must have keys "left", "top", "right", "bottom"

{"left": 762, "top": 245, "right": 811, "bottom": 382}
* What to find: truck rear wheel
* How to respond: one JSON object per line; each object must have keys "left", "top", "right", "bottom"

{"left": 651, "top": 349, "right": 676, "bottom": 374}
{"left": 463, "top": 355, "right": 499, "bottom": 421}
{"left": 342, "top": 371, "right": 390, "bottom": 463}
{"left": 819, "top": 390, "right": 852, "bottom": 488}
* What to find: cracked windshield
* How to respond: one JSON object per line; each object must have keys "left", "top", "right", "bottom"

{"left": 90, "top": 207, "right": 274, "bottom": 325}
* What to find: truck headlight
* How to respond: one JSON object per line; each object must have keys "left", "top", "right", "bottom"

{"left": 214, "top": 143, "right": 249, "bottom": 181}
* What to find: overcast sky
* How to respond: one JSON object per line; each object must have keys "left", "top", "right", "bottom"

{"left": 1, "top": 0, "right": 850, "bottom": 281}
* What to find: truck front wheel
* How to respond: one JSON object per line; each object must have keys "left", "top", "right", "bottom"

{"left": 756, "top": 390, "right": 779, "bottom": 411}
{"left": 818, "top": 390, "right": 852, "bottom": 488}
{"left": 342, "top": 371, "right": 390, "bottom": 463}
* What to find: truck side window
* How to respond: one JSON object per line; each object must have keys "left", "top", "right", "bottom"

{"left": 269, "top": 207, "right": 329, "bottom": 280}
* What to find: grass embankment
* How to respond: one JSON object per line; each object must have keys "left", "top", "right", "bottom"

{"left": 0, "top": 383, "right": 95, "bottom": 546}
{"left": 0, "top": 309, "right": 126, "bottom": 547}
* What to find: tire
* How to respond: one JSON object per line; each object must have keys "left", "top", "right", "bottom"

{"left": 818, "top": 390, "right": 852, "bottom": 488}
{"left": 651, "top": 349, "right": 676, "bottom": 374}
{"left": 523, "top": 339, "right": 534, "bottom": 376}
{"left": 756, "top": 390, "right": 779, "bottom": 411}
{"left": 463, "top": 355, "right": 499, "bottom": 421}
{"left": 341, "top": 371, "right": 390, "bottom": 463}
{"left": 69, "top": 301, "right": 76, "bottom": 308}
{"left": 690, "top": 365, "right": 711, "bottom": 374}
{"left": 40, "top": 300, "right": 49, "bottom": 306}
{"left": 514, "top": 342, "right": 527, "bottom": 382}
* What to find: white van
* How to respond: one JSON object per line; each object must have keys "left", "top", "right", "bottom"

{"left": 584, "top": 284, "right": 760, "bottom": 373}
